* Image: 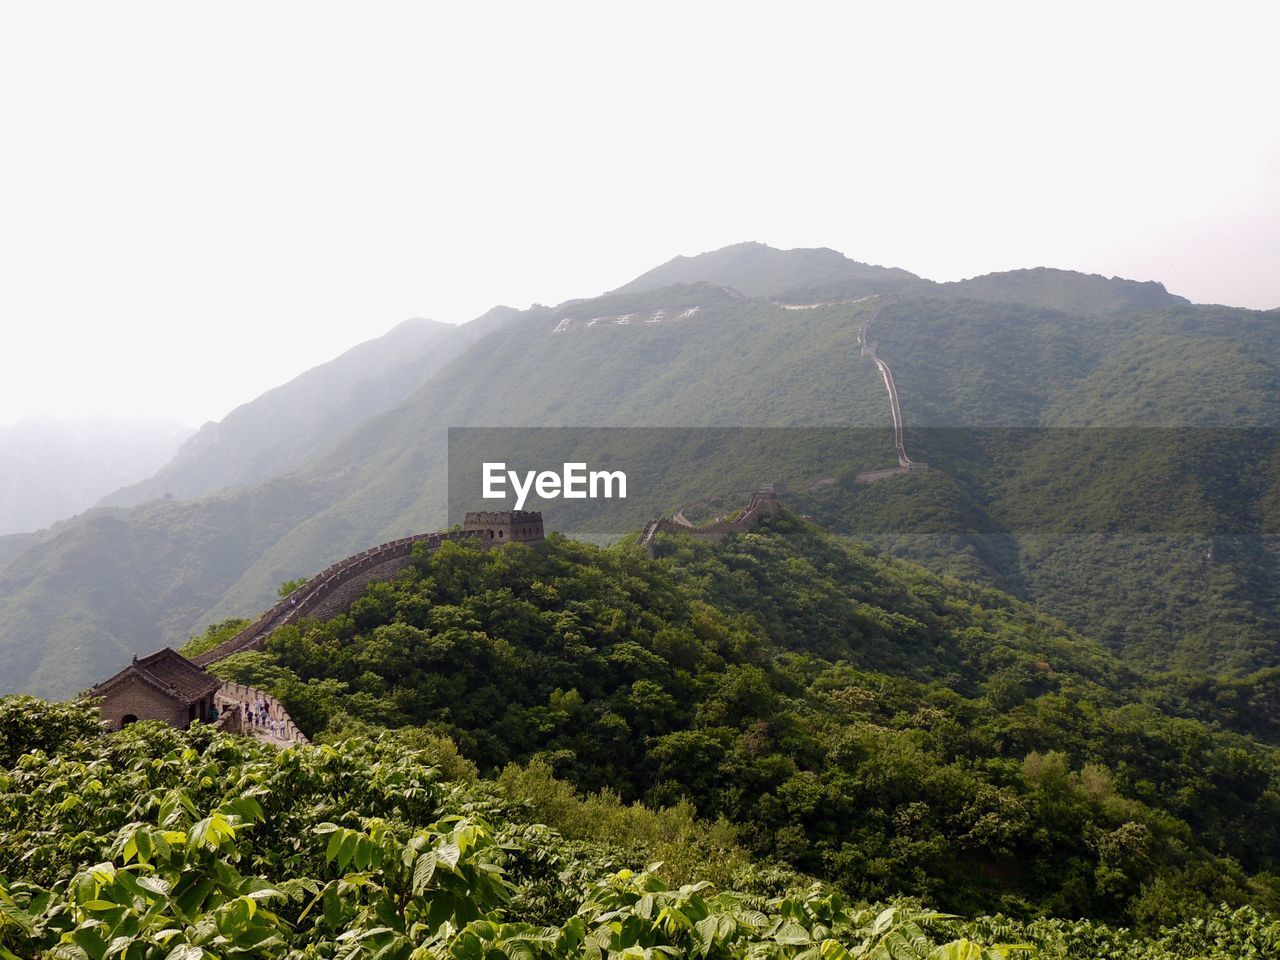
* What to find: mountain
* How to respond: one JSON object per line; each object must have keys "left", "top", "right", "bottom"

{"left": 616, "top": 243, "right": 1186, "bottom": 317}
{"left": 615, "top": 241, "right": 923, "bottom": 302}
{"left": 1, "top": 242, "right": 1277, "bottom": 698}
{"left": 201, "top": 518, "right": 1280, "bottom": 924}
{"left": 0, "top": 530, "right": 45, "bottom": 568}
{"left": 805, "top": 297, "right": 1280, "bottom": 673}
{"left": 0, "top": 282, "right": 902, "bottom": 696}
{"left": 0, "top": 417, "right": 192, "bottom": 535}
{"left": 100, "top": 315, "right": 511, "bottom": 509}
{"left": 940, "top": 266, "right": 1188, "bottom": 315}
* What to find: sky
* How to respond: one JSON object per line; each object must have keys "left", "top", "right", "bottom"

{"left": 1, "top": 1, "right": 1277, "bottom": 427}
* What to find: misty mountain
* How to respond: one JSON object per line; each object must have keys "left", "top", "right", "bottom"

{"left": 0, "top": 417, "right": 192, "bottom": 535}
{"left": 0, "top": 280, "right": 896, "bottom": 696}
{"left": 618, "top": 242, "right": 1187, "bottom": 318}
{"left": 939, "top": 266, "right": 1188, "bottom": 315}
{"left": 1, "top": 242, "right": 1276, "bottom": 699}
{"left": 786, "top": 296, "right": 1280, "bottom": 673}
{"left": 0, "top": 531, "right": 40, "bottom": 569}
{"left": 615, "top": 240, "right": 924, "bottom": 301}
{"left": 101, "top": 312, "right": 517, "bottom": 508}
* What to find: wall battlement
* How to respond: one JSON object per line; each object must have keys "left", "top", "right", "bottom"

{"left": 637, "top": 486, "right": 782, "bottom": 555}
{"left": 463, "top": 510, "right": 544, "bottom": 544}
{"left": 194, "top": 519, "right": 541, "bottom": 667}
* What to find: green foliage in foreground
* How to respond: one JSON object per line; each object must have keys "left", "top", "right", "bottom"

{"left": 3, "top": 700, "right": 1279, "bottom": 958}
{"left": 0, "top": 699, "right": 1045, "bottom": 960}
{"left": 208, "top": 522, "right": 1280, "bottom": 925}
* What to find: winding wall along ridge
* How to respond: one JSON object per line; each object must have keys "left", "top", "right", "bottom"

{"left": 638, "top": 487, "right": 781, "bottom": 551}
{"left": 858, "top": 300, "right": 914, "bottom": 469}
{"left": 215, "top": 680, "right": 309, "bottom": 746}
{"left": 193, "top": 529, "right": 483, "bottom": 667}
{"left": 639, "top": 302, "right": 924, "bottom": 552}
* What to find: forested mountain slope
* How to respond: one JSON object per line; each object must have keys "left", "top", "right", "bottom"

{"left": 3, "top": 242, "right": 1278, "bottom": 696}
{"left": 101, "top": 314, "right": 514, "bottom": 508}
{"left": 616, "top": 241, "right": 924, "bottom": 301}
{"left": 616, "top": 243, "right": 1187, "bottom": 317}
{"left": 813, "top": 297, "right": 1280, "bottom": 672}
{"left": 0, "top": 417, "right": 192, "bottom": 534}
{"left": 0, "top": 284, "right": 894, "bottom": 697}
{"left": 204, "top": 519, "right": 1280, "bottom": 925}
{"left": 938, "top": 267, "right": 1187, "bottom": 315}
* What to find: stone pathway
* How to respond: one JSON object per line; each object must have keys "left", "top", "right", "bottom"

{"left": 214, "top": 680, "right": 308, "bottom": 747}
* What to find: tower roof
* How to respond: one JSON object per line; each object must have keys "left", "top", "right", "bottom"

{"left": 90, "top": 647, "right": 221, "bottom": 705}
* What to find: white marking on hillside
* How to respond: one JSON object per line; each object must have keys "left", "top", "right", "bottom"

{"left": 549, "top": 306, "right": 702, "bottom": 333}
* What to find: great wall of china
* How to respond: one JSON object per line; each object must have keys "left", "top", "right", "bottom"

{"left": 637, "top": 486, "right": 784, "bottom": 552}
{"left": 858, "top": 300, "right": 919, "bottom": 471}
{"left": 213, "top": 680, "right": 309, "bottom": 746}
{"left": 86, "top": 519, "right": 545, "bottom": 752}
{"left": 193, "top": 529, "right": 485, "bottom": 666}
{"left": 195, "top": 298, "right": 921, "bottom": 636}
{"left": 105, "top": 300, "right": 925, "bottom": 743}
{"left": 637, "top": 300, "right": 925, "bottom": 552}
{"left": 146, "top": 531, "right": 486, "bottom": 748}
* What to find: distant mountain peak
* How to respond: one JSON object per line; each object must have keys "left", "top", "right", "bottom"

{"left": 941, "top": 266, "right": 1188, "bottom": 314}
{"left": 614, "top": 241, "right": 922, "bottom": 302}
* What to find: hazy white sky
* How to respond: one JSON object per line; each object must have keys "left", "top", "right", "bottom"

{"left": 2, "top": 1, "right": 1277, "bottom": 427}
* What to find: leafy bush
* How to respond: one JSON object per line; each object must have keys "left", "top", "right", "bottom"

{"left": 0, "top": 708, "right": 1036, "bottom": 959}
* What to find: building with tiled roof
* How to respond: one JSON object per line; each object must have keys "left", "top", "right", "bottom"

{"left": 90, "top": 647, "right": 222, "bottom": 730}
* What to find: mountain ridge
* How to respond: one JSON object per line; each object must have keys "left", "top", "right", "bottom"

{"left": 0, "top": 416, "right": 192, "bottom": 535}
{"left": 2, "top": 242, "right": 1276, "bottom": 697}
{"left": 615, "top": 242, "right": 1194, "bottom": 316}
{"left": 99, "top": 317, "right": 473, "bottom": 508}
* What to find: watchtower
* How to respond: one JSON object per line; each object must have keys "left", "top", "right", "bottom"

{"left": 463, "top": 510, "right": 544, "bottom": 545}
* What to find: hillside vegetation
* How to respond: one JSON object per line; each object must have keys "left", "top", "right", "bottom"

{"left": 202, "top": 520, "right": 1280, "bottom": 926}
{"left": 101, "top": 315, "right": 512, "bottom": 509}
{"left": 615, "top": 241, "right": 924, "bottom": 302}
{"left": 0, "top": 286, "right": 894, "bottom": 697}
{"left": 3, "top": 696, "right": 1279, "bottom": 959}
{"left": 847, "top": 298, "right": 1280, "bottom": 672}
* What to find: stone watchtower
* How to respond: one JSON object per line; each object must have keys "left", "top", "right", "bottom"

{"left": 463, "top": 510, "right": 544, "bottom": 545}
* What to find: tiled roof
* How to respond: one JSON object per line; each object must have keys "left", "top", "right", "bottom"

{"left": 91, "top": 647, "right": 221, "bottom": 705}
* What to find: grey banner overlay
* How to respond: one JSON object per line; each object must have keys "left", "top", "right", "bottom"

{"left": 447, "top": 427, "right": 1280, "bottom": 537}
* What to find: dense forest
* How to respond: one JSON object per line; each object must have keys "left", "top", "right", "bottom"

{"left": 186, "top": 518, "right": 1280, "bottom": 929}
{"left": 4, "top": 696, "right": 1279, "bottom": 959}
{"left": 860, "top": 297, "right": 1280, "bottom": 674}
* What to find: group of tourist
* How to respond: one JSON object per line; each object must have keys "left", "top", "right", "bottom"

{"left": 243, "top": 697, "right": 285, "bottom": 737}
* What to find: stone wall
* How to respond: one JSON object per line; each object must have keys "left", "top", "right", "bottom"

{"left": 98, "top": 682, "right": 191, "bottom": 731}
{"left": 305, "top": 552, "right": 419, "bottom": 621}
{"left": 194, "top": 529, "right": 484, "bottom": 666}
{"left": 216, "top": 680, "right": 308, "bottom": 745}
{"left": 638, "top": 487, "right": 782, "bottom": 554}
{"left": 463, "top": 510, "right": 544, "bottom": 544}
